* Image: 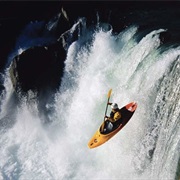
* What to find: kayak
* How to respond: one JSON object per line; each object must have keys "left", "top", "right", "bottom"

{"left": 88, "top": 102, "right": 137, "bottom": 149}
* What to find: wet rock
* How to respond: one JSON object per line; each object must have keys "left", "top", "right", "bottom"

{"left": 10, "top": 42, "right": 66, "bottom": 93}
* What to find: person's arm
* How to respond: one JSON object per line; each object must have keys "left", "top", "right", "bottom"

{"left": 105, "top": 115, "right": 113, "bottom": 122}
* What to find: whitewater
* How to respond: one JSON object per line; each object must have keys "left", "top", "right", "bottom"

{"left": 0, "top": 21, "right": 179, "bottom": 180}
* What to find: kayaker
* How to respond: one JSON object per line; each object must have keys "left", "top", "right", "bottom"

{"left": 104, "top": 103, "right": 122, "bottom": 132}
{"left": 106, "top": 103, "right": 121, "bottom": 122}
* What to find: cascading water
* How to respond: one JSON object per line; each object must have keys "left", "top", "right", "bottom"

{"left": 0, "top": 11, "right": 180, "bottom": 180}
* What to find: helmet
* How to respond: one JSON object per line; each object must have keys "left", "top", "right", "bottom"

{"left": 111, "top": 103, "right": 118, "bottom": 109}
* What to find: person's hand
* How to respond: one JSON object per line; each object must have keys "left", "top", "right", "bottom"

{"left": 105, "top": 116, "right": 108, "bottom": 120}
{"left": 108, "top": 102, "right": 112, "bottom": 105}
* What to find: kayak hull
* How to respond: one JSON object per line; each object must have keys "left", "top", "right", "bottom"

{"left": 88, "top": 102, "right": 137, "bottom": 149}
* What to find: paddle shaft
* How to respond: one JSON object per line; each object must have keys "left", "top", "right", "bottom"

{"left": 101, "top": 89, "right": 112, "bottom": 132}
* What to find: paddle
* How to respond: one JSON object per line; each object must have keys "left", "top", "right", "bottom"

{"left": 101, "top": 89, "right": 112, "bottom": 132}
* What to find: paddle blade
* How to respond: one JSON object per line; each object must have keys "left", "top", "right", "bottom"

{"left": 108, "top": 89, "right": 112, "bottom": 98}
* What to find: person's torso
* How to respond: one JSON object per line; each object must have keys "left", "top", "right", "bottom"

{"left": 110, "top": 109, "right": 121, "bottom": 122}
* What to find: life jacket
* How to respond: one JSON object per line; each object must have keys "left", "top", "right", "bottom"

{"left": 109, "top": 109, "right": 121, "bottom": 122}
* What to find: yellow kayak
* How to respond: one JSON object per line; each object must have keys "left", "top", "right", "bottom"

{"left": 88, "top": 102, "right": 137, "bottom": 149}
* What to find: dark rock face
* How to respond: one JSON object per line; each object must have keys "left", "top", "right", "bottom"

{"left": 10, "top": 43, "right": 66, "bottom": 93}
{"left": 8, "top": 4, "right": 71, "bottom": 94}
